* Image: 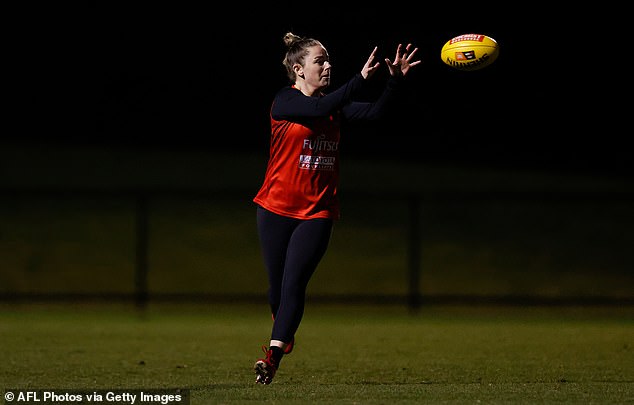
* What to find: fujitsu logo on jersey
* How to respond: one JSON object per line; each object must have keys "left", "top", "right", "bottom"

{"left": 303, "top": 134, "right": 338, "bottom": 152}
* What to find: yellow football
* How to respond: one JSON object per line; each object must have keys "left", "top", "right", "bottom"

{"left": 440, "top": 34, "right": 499, "bottom": 71}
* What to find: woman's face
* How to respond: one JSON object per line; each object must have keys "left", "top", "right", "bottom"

{"left": 300, "top": 45, "right": 331, "bottom": 90}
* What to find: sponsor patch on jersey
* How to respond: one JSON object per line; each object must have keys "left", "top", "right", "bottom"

{"left": 298, "top": 155, "right": 335, "bottom": 171}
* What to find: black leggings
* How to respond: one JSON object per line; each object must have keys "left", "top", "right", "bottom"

{"left": 256, "top": 206, "right": 333, "bottom": 343}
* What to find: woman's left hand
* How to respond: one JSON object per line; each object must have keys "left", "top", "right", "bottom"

{"left": 385, "top": 43, "right": 421, "bottom": 77}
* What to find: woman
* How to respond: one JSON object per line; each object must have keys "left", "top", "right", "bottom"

{"left": 252, "top": 32, "right": 420, "bottom": 384}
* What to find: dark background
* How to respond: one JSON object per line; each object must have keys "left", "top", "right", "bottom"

{"left": 8, "top": 5, "right": 631, "bottom": 177}
{"left": 3, "top": 5, "right": 633, "bottom": 306}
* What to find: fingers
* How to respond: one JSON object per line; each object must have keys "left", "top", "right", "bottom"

{"left": 394, "top": 43, "right": 403, "bottom": 62}
{"left": 361, "top": 46, "right": 381, "bottom": 79}
{"left": 399, "top": 43, "right": 422, "bottom": 68}
{"left": 405, "top": 45, "right": 419, "bottom": 61}
{"left": 367, "top": 46, "right": 378, "bottom": 64}
{"left": 372, "top": 43, "right": 421, "bottom": 77}
{"left": 399, "top": 44, "right": 418, "bottom": 60}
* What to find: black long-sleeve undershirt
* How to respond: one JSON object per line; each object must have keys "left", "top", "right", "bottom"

{"left": 271, "top": 73, "right": 402, "bottom": 123}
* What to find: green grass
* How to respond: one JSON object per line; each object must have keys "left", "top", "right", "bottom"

{"left": 1, "top": 303, "right": 633, "bottom": 404}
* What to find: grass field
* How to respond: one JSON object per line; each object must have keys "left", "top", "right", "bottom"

{"left": 1, "top": 303, "right": 633, "bottom": 404}
{"left": 2, "top": 147, "right": 633, "bottom": 402}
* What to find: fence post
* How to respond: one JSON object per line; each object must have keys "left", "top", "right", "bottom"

{"left": 407, "top": 193, "right": 421, "bottom": 313}
{"left": 135, "top": 194, "right": 149, "bottom": 309}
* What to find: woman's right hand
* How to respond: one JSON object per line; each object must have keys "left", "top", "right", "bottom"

{"left": 361, "top": 46, "right": 381, "bottom": 79}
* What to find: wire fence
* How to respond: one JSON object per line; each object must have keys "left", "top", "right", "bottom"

{"left": 1, "top": 187, "right": 633, "bottom": 310}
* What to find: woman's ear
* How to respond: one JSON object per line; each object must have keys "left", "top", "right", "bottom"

{"left": 293, "top": 64, "right": 304, "bottom": 79}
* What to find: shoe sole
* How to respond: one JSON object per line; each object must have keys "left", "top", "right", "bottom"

{"left": 254, "top": 360, "right": 274, "bottom": 385}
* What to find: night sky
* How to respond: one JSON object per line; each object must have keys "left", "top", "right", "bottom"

{"left": 9, "top": 5, "right": 631, "bottom": 176}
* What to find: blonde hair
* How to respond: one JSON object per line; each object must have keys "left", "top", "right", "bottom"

{"left": 281, "top": 32, "right": 323, "bottom": 83}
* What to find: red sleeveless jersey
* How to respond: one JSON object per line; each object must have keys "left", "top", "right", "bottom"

{"left": 253, "top": 109, "right": 341, "bottom": 220}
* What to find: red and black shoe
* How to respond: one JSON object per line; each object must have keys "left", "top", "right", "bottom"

{"left": 254, "top": 346, "right": 278, "bottom": 385}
